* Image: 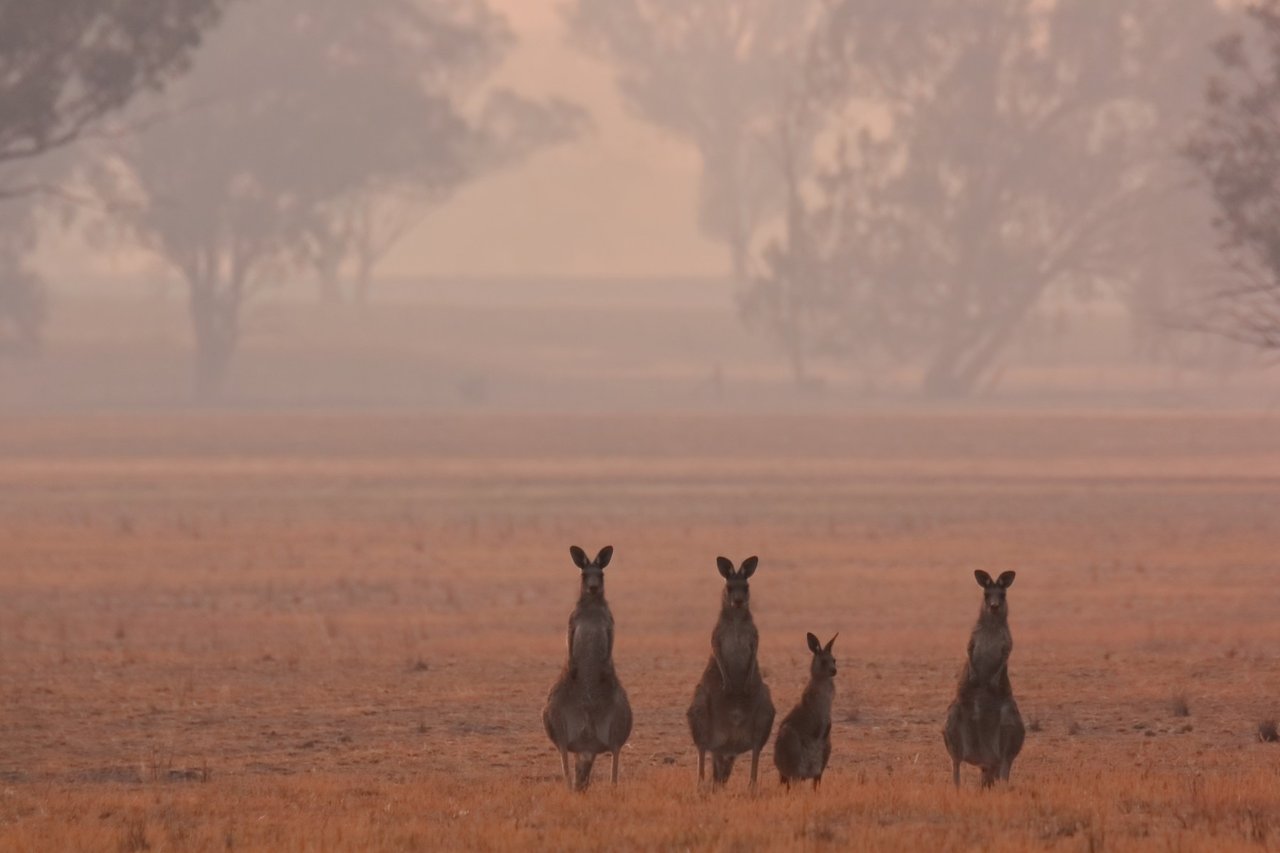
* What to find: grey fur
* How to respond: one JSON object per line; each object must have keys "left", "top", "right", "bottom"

{"left": 774, "top": 632, "right": 837, "bottom": 789}
{"left": 943, "top": 570, "right": 1025, "bottom": 788}
{"left": 687, "top": 555, "right": 775, "bottom": 792}
{"left": 542, "top": 545, "right": 632, "bottom": 791}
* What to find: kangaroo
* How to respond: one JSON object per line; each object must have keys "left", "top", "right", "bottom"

{"left": 686, "top": 555, "right": 775, "bottom": 791}
{"left": 943, "top": 570, "right": 1025, "bottom": 788}
{"left": 774, "top": 632, "right": 837, "bottom": 789}
{"left": 542, "top": 545, "right": 633, "bottom": 791}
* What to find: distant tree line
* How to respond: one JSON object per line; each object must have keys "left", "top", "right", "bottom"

{"left": 572, "top": 0, "right": 1280, "bottom": 397}
{"left": 0, "top": 0, "right": 580, "bottom": 395}
{"left": 2, "top": 0, "right": 1279, "bottom": 398}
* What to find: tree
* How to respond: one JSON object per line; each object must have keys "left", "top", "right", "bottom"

{"left": 566, "top": 0, "right": 821, "bottom": 283}
{"left": 100, "top": 0, "right": 580, "bottom": 396}
{"left": 312, "top": 90, "right": 583, "bottom": 305}
{"left": 0, "top": 0, "right": 230, "bottom": 195}
{"left": 1185, "top": 1, "right": 1280, "bottom": 352}
{"left": 0, "top": 0, "right": 230, "bottom": 353}
{"left": 749, "top": 0, "right": 1227, "bottom": 396}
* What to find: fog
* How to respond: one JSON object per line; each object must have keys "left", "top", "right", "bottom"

{"left": 7, "top": 6, "right": 1280, "bottom": 843}
{"left": 2, "top": 0, "right": 1279, "bottom": 411}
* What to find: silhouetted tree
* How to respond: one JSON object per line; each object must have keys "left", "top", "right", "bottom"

{"left": 0, "top": 0, "right": 229, "bottom": 353}
{"left": 566, "top": 0, "right": 820, "bottom": 284}
{"left": 0, "top": 0, "right": 228, "bottom": 185}
{"left": 100, "top": 0, "right": 580, "bottom": 396}
{"left": 314, "top": 90, "right": 583, "bottom": 305}
{"left": 1185, "top": 1, "right": 1280, "bottom": 352}
{"left": 750, "top": 0, "right": 1226, "bottom": 396}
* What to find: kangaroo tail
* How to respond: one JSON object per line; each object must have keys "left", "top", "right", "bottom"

{"left": 712, "top": 753, "right": 736, "bottom": 785}
{"left": 574, "top": 752, "right": 596, "bottom": 792}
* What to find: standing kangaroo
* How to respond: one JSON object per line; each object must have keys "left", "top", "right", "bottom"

{"left": 542, "top": 545, "right": 633, "bottom": 791}
{"left": 687, "top": 555, "right": 775, "bottom": 791}
{"left": 943, "top": 570, "right": 1025, "bottom": 788}
{"left": 774, "top": 632, "right": 837, "bottom": 789}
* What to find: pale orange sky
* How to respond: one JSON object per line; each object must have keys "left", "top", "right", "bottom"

{"left": 380, "top": 0, "right": 727, "bottom": 278}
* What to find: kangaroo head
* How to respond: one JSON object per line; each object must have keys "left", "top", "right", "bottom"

{"left": 974, "top": 570, "right": 1015, "bottom": 617}
{"left": 570, "top": 545, "right": 614, "bottom": 597}
{"left": 716, "top": 555, "right": 758, "bottom": 610}
{"left": 806, "top": 632, "right": 838, "bottom": 678}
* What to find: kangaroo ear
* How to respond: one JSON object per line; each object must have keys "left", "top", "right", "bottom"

{"left": 570, "top": 546, "right": 589, "bottom": 569}
{"left": 997, "top": 570, "right": 1016, "bottom": 588}
{"left": 974, "top": 570, "right": 993, "bottom": 588}
{"left": 716, "top": 556, "right": 734, "bottom": 579}
{"left": 740, "top": 556, "right": 759, "bottom": 579}
{"left": 595, "top": 546, "right": 614, "bottom": 569}
{"left": 806, "top": 632, "right": 820, "bottom": 653}
{"left": 824, "top": 633, "right": 838, "bottom": 653}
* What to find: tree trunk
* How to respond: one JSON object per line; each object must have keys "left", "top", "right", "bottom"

{"left": 353, "top": 246, "right": 375, "bottom": 306}
{"left": 316, "top": 268, "right": 344, "bottom": 304}
{"left": 785, "top": 328, "right": 809, "bottom": 388}
{"left": 188, "top": 276, "right": 241, "bottom": 401}
{"left": 920, "top": 274, "right": 1047, "bottom": 399}
{"left": 728, "top": 233, "right": 749, "bottom": 288}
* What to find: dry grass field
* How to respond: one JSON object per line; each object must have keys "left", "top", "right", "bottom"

{"left": 1, "top": 411, "right": 1279, "bottom": 851}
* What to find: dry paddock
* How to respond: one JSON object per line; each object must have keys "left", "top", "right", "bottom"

{"left": 1, "top": 411, "right": 1279, "bottom": 851}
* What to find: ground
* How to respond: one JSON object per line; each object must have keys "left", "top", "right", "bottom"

{"left": 0, "top": 411, "right": 1278, "bottom": 851}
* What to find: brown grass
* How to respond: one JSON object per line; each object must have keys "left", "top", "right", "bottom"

{"left": 1, "top": 411, "right": 1279, "bottom": 851}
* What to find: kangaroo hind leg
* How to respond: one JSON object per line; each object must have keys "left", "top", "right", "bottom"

{"left": 558, "top": 748, "right": 572, "bottom": 791}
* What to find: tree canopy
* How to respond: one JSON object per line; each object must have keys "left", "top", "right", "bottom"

{"left": 0, "top": 0, "right": 230, "bottom": 355}
{"left": 99, "top": 0, "right": 582, "bottom": 396}
{"left": 1185, "top": 0, "right": 1280, "bottom": 352}
{"left": 745, "top": 0, "right": 1226, "bottom": 395}
{"left": 566, "top": 0, "right": 820, "bottom": 281}
{"left": 0, "top": 0, "right": 230, "bottom": 193}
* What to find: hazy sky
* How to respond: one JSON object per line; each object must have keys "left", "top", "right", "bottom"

{"left": 379, "top": 0, "right": 727, "bottom": 278}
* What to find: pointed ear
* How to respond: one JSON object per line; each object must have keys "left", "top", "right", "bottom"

{"left": 740, "top": 556, "right": 759, "bottom": 579}
{"left": 596, "top": 546, "right": 614, "bottom": 569}
{"left": 824, "top": 633, "right": 838, "bottom": 653}
{"left": 806, "top": 632, "right": 821, "bottom": 654}
{"left": 570, "top": 546, "right": 589, "bottom": 569}
{"left": 997, "top": 570, "right": 1015, "bottom": 588}
{"left": 974, "top": 570, "right": 993, "bottom": 588}
{"left": 716, "top": 556, "right": 734, "bottom": 579}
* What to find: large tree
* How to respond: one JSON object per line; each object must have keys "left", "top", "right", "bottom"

{"left": 566, "top": 0, "right": 820, "bottom": 284}
{"left": 1185, "top": 0, "right": 1280, "bottom": 352}
{"left": 748, "top": 0, "right": 1227, "bottom": 396}
{"left": 101, "top": 0, "right": 580, "bottom": 396}
{"left": 0, "top": 0, "right": 230, "bottom": 352}
{"left": 0, "top": 0, "right": 229, "bottom": 193}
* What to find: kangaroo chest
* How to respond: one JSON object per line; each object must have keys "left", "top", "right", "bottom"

{"left": 572, "top": 612, "right": 612, "bottom": 670}
{"left": 969, "top": 626, "right": 1010, "bottom": 681}
{"left": 717, "top": 620, "right": 756, "bottom": 676}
